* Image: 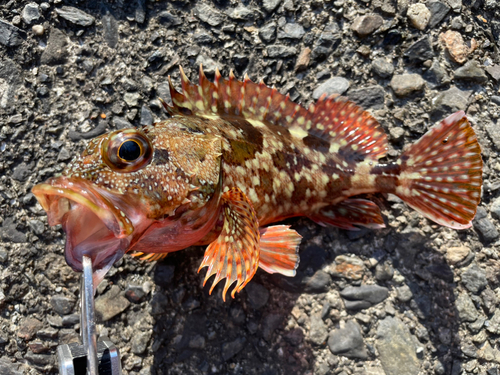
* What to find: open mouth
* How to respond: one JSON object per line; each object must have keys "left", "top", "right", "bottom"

{"left": 32, "top": 177, "right": 135, "bottom": 284}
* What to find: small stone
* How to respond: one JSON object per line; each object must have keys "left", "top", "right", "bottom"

{"left": 431, "top": 86, "right": 471, "bottom": 120}
{"left": 125, "top": 283, "right": 147, "bottom": 303}
{"left": 245, "top": 282, "right": 269, "bottom": 309}
{"left": 102, "top": 8, "right": 118, "bottom": 48}
{"left": 304, "top": 270, "right": 331, "bottom": 293}
{"left": 188, "top": 334, "right": 206, "bottom": 349}
{"left": 454, "top": 60, "right": 488, "bottom": 83}
{"left": 62, "top": 314, "right": 79, "bottom": 327}
{"left": 340, "top": 285, "right": 389, "bottom": 310}
{"left": 312, "top": 77, "right": 350, "bottom": 100}
{"left": 140, "top": 105, "right": 153, "bottom": 126}
{"left": 423, "top": 60, "right": 450, "bottom": 88}
{"left": 124, "top": 92, "right": 141, "bottom": 107}
{"left": 439, "top": 30, "right": 476, "bottom": 64}
{"left": 222, "top": 337, "right": 246, "bottom": 361}
{"left": 227, "top": 4, "right": 256, "bottom": 21}
{"left": 18, "top": 318, "right": 43, "bottom": 340}
{"left": 473, "top": 207, "right": 499, "bottom": 243}
{"left": 131, "top": 331, "right": 151, "bottom": 354}
{"left": 28, "top": 219, "right": 45, "bottom": 235}
{"left": 404, "top": 36, "right": 434, "bottom": 63}
{"left": 351, "top": 15, "right": 384, "bottom": 37}
{"left": 329, "top": 255, "right": 365, "bottom": 280}
{"left": 427, "top": 1, "right": 450, "bottom": 28}
{"left": 328, "top": 320, "right": 367, "bottom": 359}
{"left": 486, "top": 309, "right": 500, "bottom": 335}
{"left": 0, "top": 19, "right": 25, "bottom": 47}
{"left": 390, "top": 74, "right": 425, "bottom": 97}
{"left": 481, "top": 289, "right": 497, "bottom": 315}
{"left": 158, "top": 11, "right": 182, "bottom": 27}
{"left": 309, "top": 315, "right": 328, "bottom": 346}
{"left": 0, "top": 359, "right": 30, "bottom": 375}
{"left": 375, "top": 262, "right": 394, "bottom": 281}
{"left": 266, "top": 45, "right": 297, "bottom": 58}
{"left": 486, "top": 65, "right": 500, "bottom": 82}
{"left": 24, "top": 352, "right": 53, "bottom": 367}
{"left": 32, "top": 25, "right": 44, "bottom": 36}
{"left": 1, "top": 217, "right": 27, "bottom": 243}
{"left": 259, "top": 22, "right": 276, "bottom": 43}
{"left": 372, "top": 57, "right": 394, "bottom": 78}
{"left": 446, "top": 246, "right": 470, "bottom": 265}
{"left": 396, "top": 285, "right": 413, "bottom": 302}
{"left": 261, "top": 314, "right": 283, "bottom": 341}
{"left": 195, "top": 55, "right": 217, "bottom": 75}
{"left": 461, "top": 263, "right": 488, "bottom": 294}
{"left": 347, "top": 85, "right": 385, "bottom": 109}
{"left": 295, "top": 47, "right": 311, "bottom": 72}
{"left": 22, "top": 3, "right": 41, "bottom": 25}
{"left": 95, "top": 285, "right": 131, "bottom": 321}
{"left": 113, "top": 116, "right": 133, "bottom": 129}
{"left": 50, "top": 295, "right": 75, "bottom": 315}
{"left": 407, "top": 3, "right": 431, "bottom": 30}
{"left": 278, "top": 23, "right": 305, "bottom": 40}
{"left": 477, "top": 341, "right": 500, "bottom": 363}
{"left": 55, "top": 6, "right": 95, "bottom": 27}
{"left": 41, "top": 28, "right": 68, "bottom": 65}
{"left": 376, "top": 317, "right": 419, "bottom": 375}
{"left": 263, "top": 0, "right": 282, "bottom": 12}
{"left": 193, "top": 3, "right": 224, "bottom": 27}
{"left": 456, "top": 292, "right": 478, "bottom": 322}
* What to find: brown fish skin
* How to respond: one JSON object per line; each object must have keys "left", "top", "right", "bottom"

{"left": 32, "top": 66, "right": 482, "bottom": 299}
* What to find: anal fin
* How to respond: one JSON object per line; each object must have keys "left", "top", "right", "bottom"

{"left": 309, "top": 199, "right": 385, "bottom": 230}
{"left": 198, "top": 188, "right": 260, "bottom": 301}
{"left": 259, "top": 225, "right": 302, "bottom": 277}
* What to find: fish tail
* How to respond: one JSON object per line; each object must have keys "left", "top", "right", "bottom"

{"left": 394, "top": 111, "right": 482, "bottom": 229}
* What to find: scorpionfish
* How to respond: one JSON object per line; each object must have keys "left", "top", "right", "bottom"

{"left": 33, "top": 66, "right": 483, "bottom": 300}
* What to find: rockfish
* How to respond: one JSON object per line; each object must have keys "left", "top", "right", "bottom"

{"left": 32, "top": 67, "right": 483, "bottom": 300}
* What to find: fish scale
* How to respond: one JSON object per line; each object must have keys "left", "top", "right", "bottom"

{"left": 32, "top": 66, "right": 482, "bottom": 301}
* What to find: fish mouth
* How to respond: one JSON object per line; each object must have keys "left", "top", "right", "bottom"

{"left": 32, "top": 177, "right": 137, "bottom": 286}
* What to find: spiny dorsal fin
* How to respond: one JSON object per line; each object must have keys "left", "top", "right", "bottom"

{"left": 164, "top": 66, "right": 387, "bottom": 161}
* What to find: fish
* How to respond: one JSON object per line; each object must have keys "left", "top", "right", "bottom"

{"left": 32, "top": 66, "right": 483, "bottom": 300}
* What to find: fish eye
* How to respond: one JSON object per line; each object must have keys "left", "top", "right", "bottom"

{"left": 102, "top": 130, "right": 153, "bottom": 172}
{"left": 118, "top": 140, "right": 142, "bottom": 162}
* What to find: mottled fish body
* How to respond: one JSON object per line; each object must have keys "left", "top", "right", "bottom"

{"left": 33, "top": 67, "right": 483, "bottom": 299}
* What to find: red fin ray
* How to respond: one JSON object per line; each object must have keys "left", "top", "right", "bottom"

{"left": 130, "top": 252, "right": 168, "bottom": 262}
{"left": 198, "top": 188, "right": 260, "bottom": 301}
{"left": 258, "top": 225, "right": 302, "bottom": 277}
{"left": 395, "top": 111, "right": 482, "bottom": 229}
{"left": 309, "top": 199, "right": 385, "bottom": 230}
{"left": 163, "top": 66, "right": 387, "bottom": 164}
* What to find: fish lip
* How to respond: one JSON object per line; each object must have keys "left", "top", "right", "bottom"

{"left": 32, "top": 177, "right": 134, "bottom": 273}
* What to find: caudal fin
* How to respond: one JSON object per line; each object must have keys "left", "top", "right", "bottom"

{"left": 395, "top": 111, "right": 482, "bottom": 229}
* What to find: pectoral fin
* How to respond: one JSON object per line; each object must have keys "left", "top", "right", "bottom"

{"left": 198, "top": 188, "right": 260, "bottom": 301}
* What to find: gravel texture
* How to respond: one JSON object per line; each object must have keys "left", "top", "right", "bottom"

{"left": 0, "top": 1, "right": 500, "bottom": 375}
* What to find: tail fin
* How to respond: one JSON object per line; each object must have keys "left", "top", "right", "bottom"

{"left": 395, "top": 111, "right": 482, "bottom": 229}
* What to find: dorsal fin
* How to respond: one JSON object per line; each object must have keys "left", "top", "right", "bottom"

{"left": 163, "top": 66, "right": 387, "bottom": 161}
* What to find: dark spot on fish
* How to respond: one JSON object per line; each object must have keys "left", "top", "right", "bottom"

{"left": 338, "top": 146, "right": 366, "bottom": 163}
{"left": 303, "top": 135, "right": 330, "bottom": 153}
{"left": 371, "top": 163, "right": 401, "bottom": 175}
{"left": 291, "top": 175, "right": 315, "bottom": 203}
{"left": 154, "top": 149, "right": 170, "bottom": 164}
{"left": 225, "top": 139, "right": 259, "bottom": 165}
{"left": 225, "top": 117, "right": 264, "bottom": 151}
{"left": 272, "top": 152, "right": 287, "bottom": 169}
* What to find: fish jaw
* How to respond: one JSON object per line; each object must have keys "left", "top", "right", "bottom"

{"left": 32, "top": 177, "right": 150, "bottom": 285}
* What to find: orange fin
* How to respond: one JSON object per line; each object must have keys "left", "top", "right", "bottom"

{"left": 130, "top": 252, "right": 168, "bottom": 262}
{"left": 309, "top": 199, "right": 385, "bottom": 230}
{"left": 304, "top": 97, "right": 388, "bottom": 163}
{"left": 258, "top": 225, "right": 302, "bottom": 277}
{"left": 395, "top": 111, "right": 482, "bottom": 229}
{"left": 164, "top": 66, "right": 387, "bottom": 164}
{"left": 198, "top": 188, "right": 260, "bottom": 301}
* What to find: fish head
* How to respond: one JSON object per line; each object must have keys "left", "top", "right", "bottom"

{"left": 32, "top": 122, "right": 222, "bottom": 286}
